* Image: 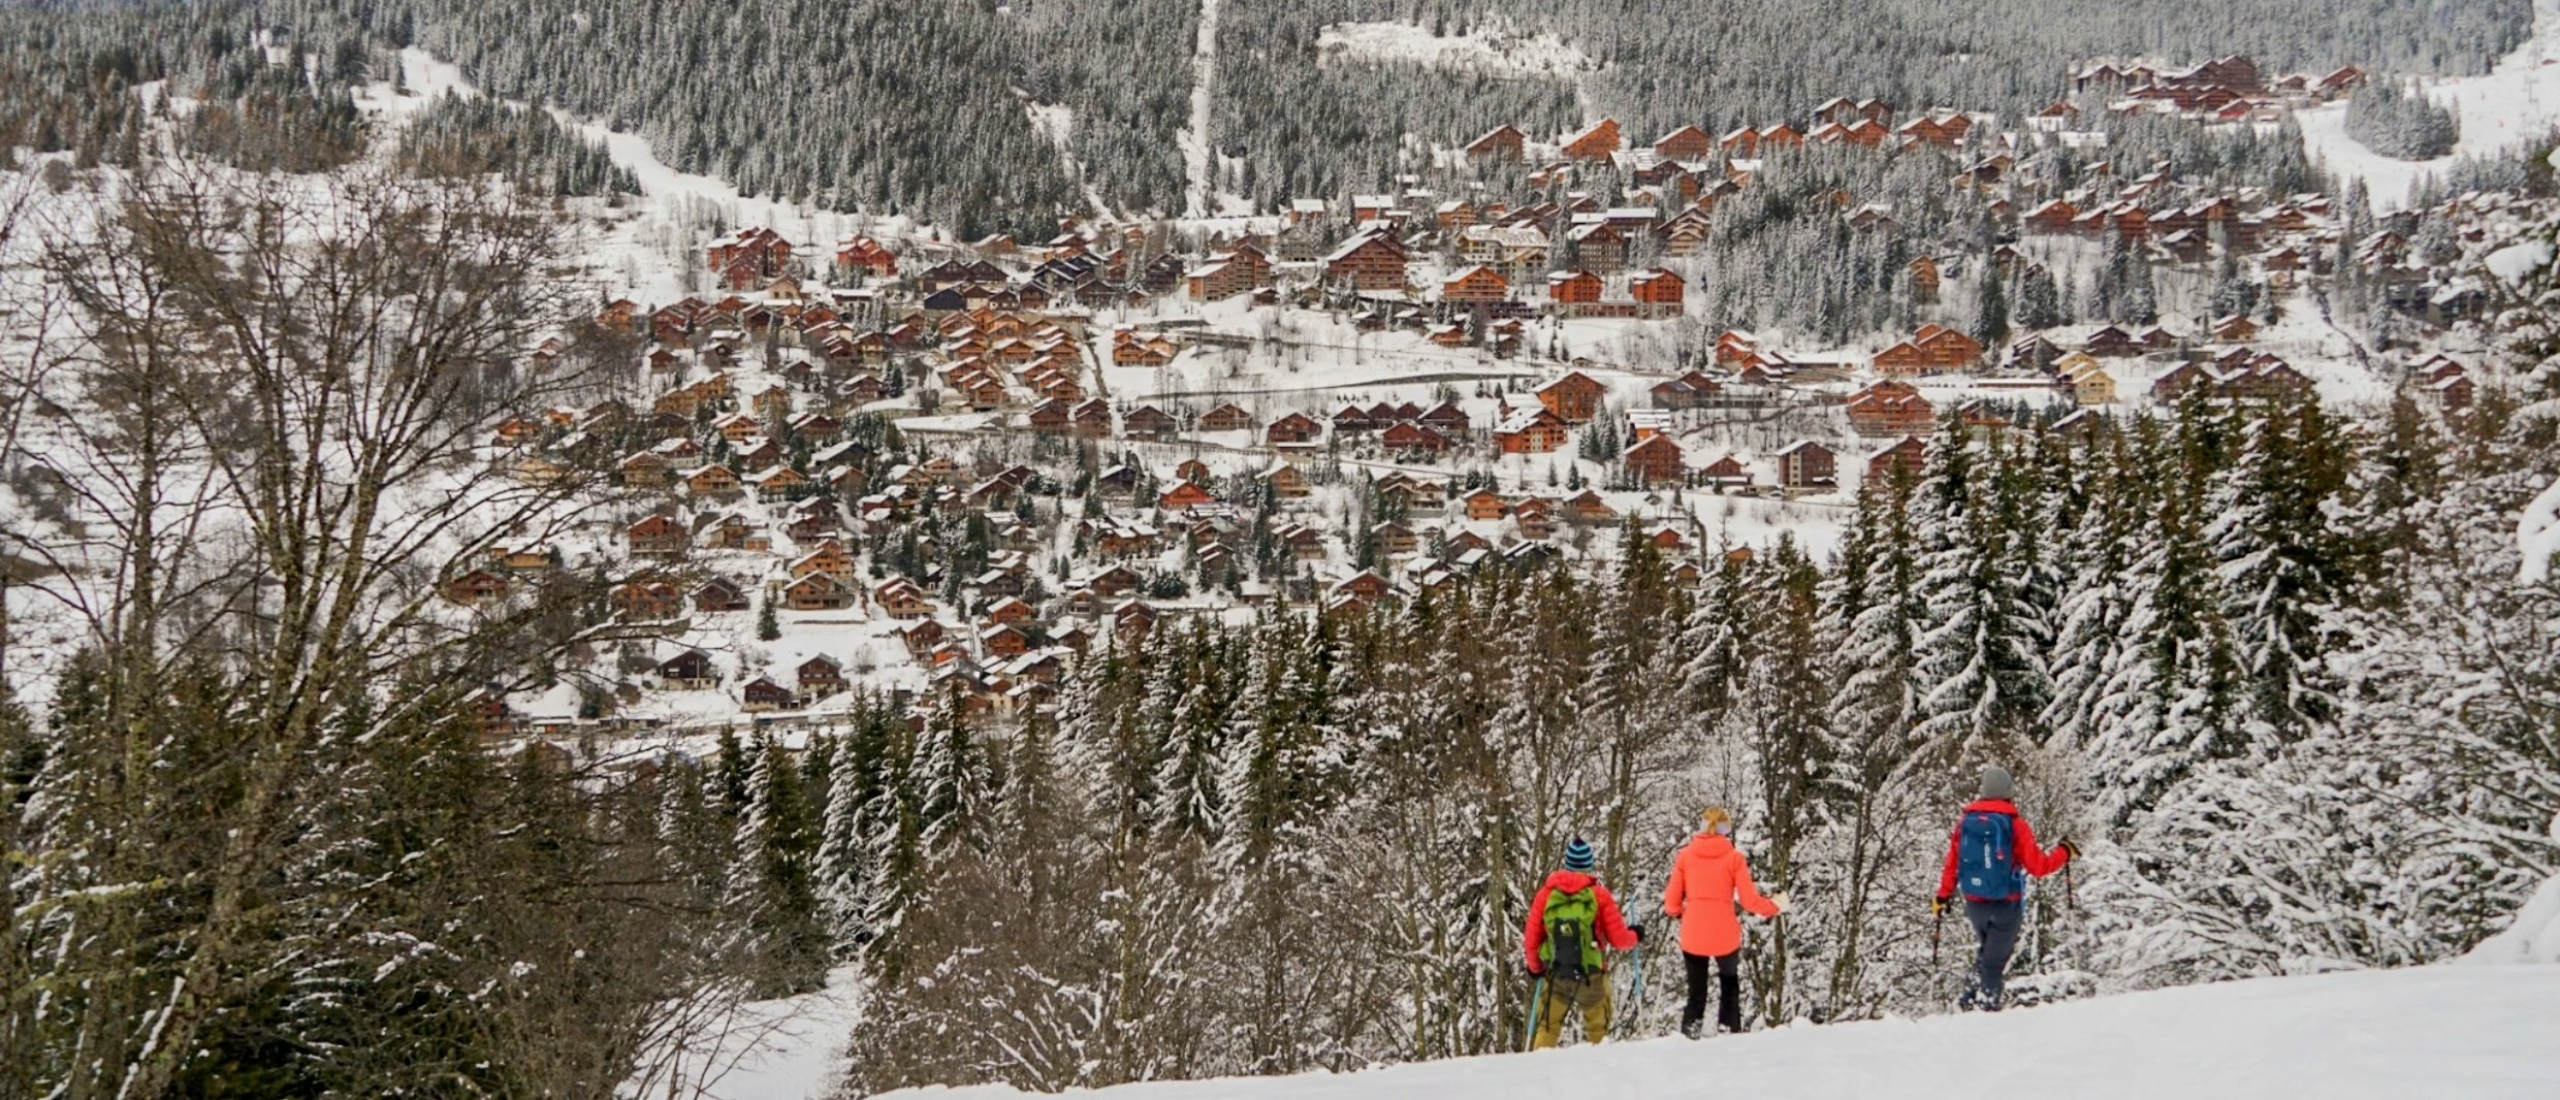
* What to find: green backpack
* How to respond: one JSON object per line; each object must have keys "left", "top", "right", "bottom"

{"left": 1540, "top": 887, "right": 1605, "bottom": 980}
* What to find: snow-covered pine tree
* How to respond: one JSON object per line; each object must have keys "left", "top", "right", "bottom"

{"left": 732, "top": 735, "right": 830, "bottom": 996}
{"left": 1910, "top": 423, "right": 2052, "bottom": 763}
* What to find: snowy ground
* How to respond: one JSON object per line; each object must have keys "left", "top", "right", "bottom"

{"left": 626, "top": 968, "right": 864, "bottom": 1100}
{"left": 881, "top": 963, "right": 2560, "bottom": 1100}
{"left": 1314, "top": 21, "right": 1594, "bottom": 79}
{"left": 2298, "top": 0, "right": 2560, "bottom": 210}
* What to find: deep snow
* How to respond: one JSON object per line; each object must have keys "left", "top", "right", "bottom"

{"left": 2297, "top": 0, "right": 2560, "bottom": 211}
{"left": 880, "top": 963, "right": 2560, "bottom": 1100}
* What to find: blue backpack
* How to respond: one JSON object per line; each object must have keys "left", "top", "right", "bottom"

{"left": 1956, "top": 810, "right": 2024, "bottom": 901}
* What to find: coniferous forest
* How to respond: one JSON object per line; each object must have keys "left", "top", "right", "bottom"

{"left": 0, "top": 0, "right": 2534, "bottom": 230}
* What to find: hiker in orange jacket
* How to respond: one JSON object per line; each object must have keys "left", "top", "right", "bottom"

{"left": 1662, "top": 806, "right": 1786, "bottom": 1037}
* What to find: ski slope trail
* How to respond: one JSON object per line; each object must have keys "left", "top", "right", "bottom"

{"left": 2299, "top": 0, "right": 2560, "bottom": 210}
{"left": 884, "top": 965, "right": 2560, "bottom": 1100}
{"left": 1181, "top": 0, "right": 1221, "bottom": 218}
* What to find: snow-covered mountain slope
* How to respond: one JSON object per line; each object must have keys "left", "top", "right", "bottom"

{"left": 2300, "top": 0, "right": 2560, "bottom": 209}
{"left": 884, "top": 961, "right": 2560, "bottom": 1100}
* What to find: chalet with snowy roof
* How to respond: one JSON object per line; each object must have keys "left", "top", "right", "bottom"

{"left": 1443, "top": 264, "right": 1510, "bottom": 304}
{"left": 1867, "top": 436, "right": 1928, "bottom": 484}
{"left": 604, "top": 577, "right": 678, "bottom": 620}
{"left": 1565, "top": 220, "right": 1630, "bottom": 274}
{"left": 442, "top": 569, "right": 509, "bottom": 607}
{"left": 1071, "top": 399, "right": 1115, "bottom": 438}
{"left": 1655, "top": 125, "right": 1715, "bottom": 161}
{"left": 1159, "top": 480, "right": 1218, "bottom": 511}
{"left": 1199, "top": 403, "right": 1255, "bottom": 433}
{"left": 1382, "top": 422, "right": 1453, "bottom": 455}
{"left": 1187, "top": 243, "right": 1272, "bottom": 301}
{"left": 1267, "top": 412, "right": 1324, "bottom": 449}
{"left": 1124, "top": 405, "right": 1180, "bottom": 441}
{"left": 1623, "top": 434, "right": 1686, "bottom": 486}
{"left": 628, "top": 514, "right": 689, "bottom": 558}
{"left": 1847, "top": 380, "right": 1936, "bottom": 437}
{"left": 2082, "top": 325, "right": 2141, "bottom": 358}
{"left": 690, "top": 577, "right": 749, "bottom": 614}
{"left": 1262, "top": 461, "right": 1313, "bottom": 499}
{"left": 1629, "top": 268, "right": 1685, "bottom": 316}
{"left": 2057, "top": 357, "right": 2117, "bottom": 406}
{"left": 1548, "top": 269, "right": 1604, "bottom": 306}
{"left": 834, "top": 234, "right": 897, "bottom": 278}
{"left": 1651, "top": 371, "right": 1723, "bottom": 410}
{"left": 1467, "top": 124, "right": 1527, "bottom": 161}
{"left": 620, "top": 451, "right": 674, "bottom": 489}
{"left": 1493, "top": 404, "right": 1570, "bottom": 454}
{"left": 1413, "top": 401, "right": 1474, "bottom": 440}
{"left": 707, "top": 226, "right": 791, "bottom": 290}
{"left": 1459, "top": 225, "right": 1552, "bottom": 278}
{"left": 1324, "top": 229, "right": 1410, "bottom": 292}
{"left": 1113, "top": 329, "right": 1182, "bottom": 366}
{"left": 657, "top": 650, "right": 718, "bottom": 690}
{"left": 1536, "top": 370, "right": 1608, "bottom": 424}
{"left": 1563, "top": 118, "right": 1623, "bottom": 162}
{"left": 1699, "top": 453, "right": 1753, "bottom": 489}
{"left": 682, "top": 464, "right": 742, "bottom": 498}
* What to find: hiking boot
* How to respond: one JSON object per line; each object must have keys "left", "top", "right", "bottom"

{"left": 1679, "top": 1019, "right": 1703, "bottom": 1040}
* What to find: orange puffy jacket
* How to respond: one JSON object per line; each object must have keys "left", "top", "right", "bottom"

{"left": 1662, "top": 831, "right": 1779, "bottom": 957}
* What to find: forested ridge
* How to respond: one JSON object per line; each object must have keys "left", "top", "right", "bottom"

{"left": 0, "top": 0, "right": 2531, "bottom": 229}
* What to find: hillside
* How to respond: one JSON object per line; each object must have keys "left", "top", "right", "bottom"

{"left": 0, "top": 0, "right": 2536, "bottom": 227}
{"left": 881, "top": 955, "right": 2560, "bottom": 1100}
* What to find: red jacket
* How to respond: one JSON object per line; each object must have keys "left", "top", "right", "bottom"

{"left": 1522, "top": 870, "right": 1638, "bottom": 973}
{"left": 1936, "top": 799, "right": 2070, "bottom": 902}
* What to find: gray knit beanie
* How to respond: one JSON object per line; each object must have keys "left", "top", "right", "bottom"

{"left": 1979, "top": 765, "right": 2016, "bottom": 801}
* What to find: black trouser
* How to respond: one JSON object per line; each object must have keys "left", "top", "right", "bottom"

{"left": 1965, "top": 898, "right": 2022, "bottom": 1009}
{"left": 1680, "top": 950, "right": 1741, "bottom": 1033}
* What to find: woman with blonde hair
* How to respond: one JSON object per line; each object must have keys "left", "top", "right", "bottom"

{"left": 1661, "top": 806, "right": 1786, "bottom": 1037}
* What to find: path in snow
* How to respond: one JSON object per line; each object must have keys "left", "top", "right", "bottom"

{"left": 1181, "top": 0, "right": 1222, "bottom": 219}
{"left": 2298, "top": 0, "right": 2560, "bottom": 211}
{"left": 883, "top": 962, "right": 2560, "bottom": 1100}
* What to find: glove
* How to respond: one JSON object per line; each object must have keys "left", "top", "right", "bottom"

{"left": 1768, "top": 891, "right": 1791, "bottom": 915}
{"left": 2058, "top": 838, "right": 2081, "bottom": 860}
{"left": 1628, "top": 922, "right": 1646, "bottom": 943}
{"left": 1525, "top": 963, "right": 1544, "bottom": 980}
{"left": 1932, "top": 896, "right": 1949, "bottom": 917}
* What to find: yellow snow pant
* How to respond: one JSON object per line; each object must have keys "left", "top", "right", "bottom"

{"left": 1532, "top": 972, "right": 1612, "bottom": 1049}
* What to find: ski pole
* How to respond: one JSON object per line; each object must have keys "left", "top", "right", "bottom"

{"left": 1525, "top": 975, "right": 1547, "bottom": 1051}
{"left": 1626, "top": 946, "right": 1647, "bottom": 1038}
{"left": 1931, "top": 905, "right": 1944, "bottom": 967}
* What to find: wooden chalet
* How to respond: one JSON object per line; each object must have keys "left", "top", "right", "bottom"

{"left": 1846, "top": 380, "right": 1936, "bottom": 437}
{"left": 1562, "top": 118, "right": 1623, "bottom": 162}
{"left": 1536, "top": 370, "right": 1608, "bottom": 424}
{"left": 1200, "top": 403, "right": 1257, "bottom": 433}
{"left": 1623, "top": 434, "right": 1686, "bottom": 486}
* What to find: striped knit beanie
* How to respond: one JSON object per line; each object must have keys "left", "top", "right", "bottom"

{"left": 1563, "top": 837, "right": 1597, "bottom": 872}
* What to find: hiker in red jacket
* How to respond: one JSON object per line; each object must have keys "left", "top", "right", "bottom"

{"left": 1934, "top": 766, "right": 2077, "bottom": 1012}
{"left": 1521, "top": 837, "right": 1642, "bottom": 1048}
